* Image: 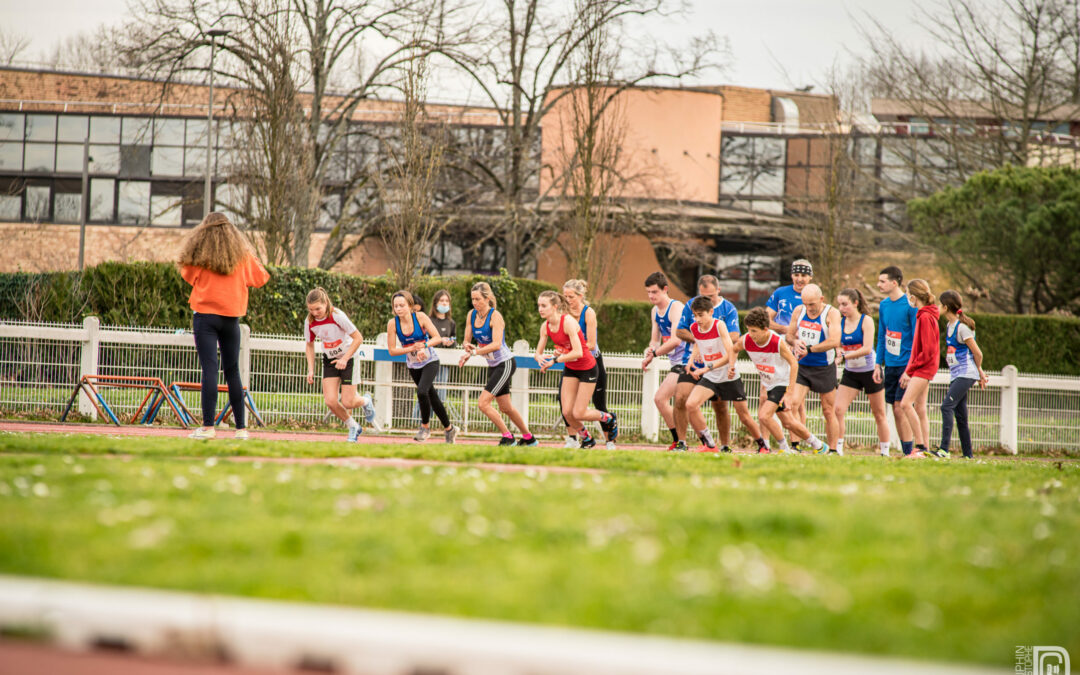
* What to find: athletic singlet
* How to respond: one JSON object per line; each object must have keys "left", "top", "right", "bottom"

{"left": 395, "top": 312, "right": 437, "bottom": 369}
{"left": 654, "top": 300, "right": 690, "bottom": 366}
{"left": 304, "top": 308, "right": 357, "bottom": 360}
{"left": 742, "top": 331, "right": 790, "bottom": 391}
{"left": 793, "top": 304, "right": 835, "bottom": 367}
{"left": 576, "top": 305, "right": 601, "bottom": 357}
{"left": 946, "top": 321, "right": 979, "bottom": 381}
{"left": 840, "top": 314, "right": 875, "bottom": 373}
{"left": 545, "top": 315, "right": 596, "bottom": 371}
{"left": 470, "top": 308, "right": 512, "bottom": 366}
{"left": 690, "top": 318, "right": 737, "bottom": 384}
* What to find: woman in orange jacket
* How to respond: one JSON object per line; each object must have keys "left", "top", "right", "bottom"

{"left": 179, "top": 213, "right": 270, "bottom": 440}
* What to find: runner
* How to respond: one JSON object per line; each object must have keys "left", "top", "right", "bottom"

{"left": 898, "top": 279, "right": 940, "bottom": 458}
{"left": 935, "top": 290, "right": 989, "bottom": 458}
{"left": 534, "top": 290, "right": 618, "bottom": 449}
{"left": 641, "top": 271, "right": 689, "bottom": 450}
{"left": 832, "top": 288, "right": 889, "bottom": 457}
{"left": 765, "top": 259, "right": 813, "bottom": 427}
{"left": 673, "top": 275, "right": 739, "bottom": 452}
{"left": 303, "top": 287, "right": 377, "bottom": 441}
{"left": 785, "top": 283, "right": 841, "bottom": 454}
{"left": 457, "top": 282, "right": 537, "bottom": 447}
{"left": 684, "top": 296, "right": 768, "bottom": 453}
{"left": 738, "top": 307, "right": 818, "bottom": 454}
{"left": 562, "top": 279, "right": 615, "bottom": 449}
{"left": 873, "top": 266, "right": 922, "bottom": 455}
{"left": 385, "top": 290, "right": 457, "bottom": 444}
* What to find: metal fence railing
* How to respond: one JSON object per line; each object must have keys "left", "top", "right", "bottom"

{"left": 2, "top": 316, "right": 1079, "bottom": 452}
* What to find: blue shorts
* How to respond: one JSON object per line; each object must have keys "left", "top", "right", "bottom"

{"left": 883, "top": 365, "right": 908, "bottom": 404}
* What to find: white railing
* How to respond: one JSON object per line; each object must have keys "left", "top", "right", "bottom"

{"left": 2, "top": 316, "right": 1079, "bottom": 453}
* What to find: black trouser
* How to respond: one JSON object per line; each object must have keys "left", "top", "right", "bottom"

{"left": 409, "top": 361, "right": 450, "bottom": 428}
{"left": 560, "top": 352, "right": 608, "bottom": 428}
{"left": 193, "top": 312, "right": 245, "bottom": 429}
{"left": 941, "top": 377, "right": 977, "bottom": 457}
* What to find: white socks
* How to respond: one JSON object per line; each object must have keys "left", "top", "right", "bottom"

{"left": 836, "top": 438, "right": 845, "bottom": 455}
{"left": 880, "top": 442, "right": 890, "bottom": 456}
{"left": 807, "top": 434, "right": 824, "bottom": 451}
{"left": 778, "top": 438, "right": 791, "bottom": 451}
{"left": 345, "top": 416, "right": 359, "bottom": 430}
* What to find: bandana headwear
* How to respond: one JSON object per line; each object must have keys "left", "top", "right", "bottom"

{"left": 791, "top": 262, "right": 813, "bottom": 276}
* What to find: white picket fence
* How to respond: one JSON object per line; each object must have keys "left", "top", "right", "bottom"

{"left": 2, "top": 316, "right": 1080, "bottom": 452}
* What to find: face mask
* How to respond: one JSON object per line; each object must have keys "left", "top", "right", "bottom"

{"left": 437, "top": 304, "right": 451, "bottom": 314}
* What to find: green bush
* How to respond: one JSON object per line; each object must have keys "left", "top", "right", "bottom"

{"left": 2, "top": 263, "right": 1078, "bottom": 375}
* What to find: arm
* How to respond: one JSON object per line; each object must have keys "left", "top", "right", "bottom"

{"left": 767, "top": 308, "right": 787, "bottom": 334}
{"left": 643, "top": 309, "right": 661, "bottom": 368}
{"left": 875, "top": 302, "right": 887, "bottom": 371}
{"left": 964, "top": 332, "right": 989, "bottom": 387}
{"left": 779, "top": 339, "right": 800, "bottom": 408}
{"left": 689, "top": 344, "right": 705, "bottom": 379}
{"left": 305, "top": 341, "right": 316, "bottom": 385}
{"left": 809, "top": 308, "right": 842, "bottom": 354}
{"left": 534, "top": 323, "right": 552, "bottom": 370}
{"left": 180, "top": 265, "right": 199, "bottom": 286}
{"left": 584, "top": 308, "right": 598, "bottom": 352}
{"left": 559, "top": 316, "right": 585, "bottom": 362}
{"left": 904, "top": 314, "right": 932, "bottom": 376}
{"left": 457, "top": 314, "right": 476, "bottom": 368}
{"left": 386, "top": 319, "right": 409, "bottom": 356}
{"left": 333, "top": 330, "right": 364, "bottom": 369}
{"left": 244, "top": 255, "right": 271, "bottom": 288}
{"left": 675, "top": 301, "right": 694, "bottom": 342}
{"left": 654, "top": 333, "right": 682, "bottom": 357}
{"left": 418, "top": 312, "right": 444, "bottom": 348}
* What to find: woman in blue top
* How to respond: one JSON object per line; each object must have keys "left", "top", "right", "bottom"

{"left": 386, "top": 290, "right": 456, "bottom": 443}
{"left": 832, "top": 288, "right": 890, "bottom": 457}
{"left": 458, "top": 282, "right": 536, "bottom": 447}
{"left": 935, "top": 290, "right": 988, "bottom": 458}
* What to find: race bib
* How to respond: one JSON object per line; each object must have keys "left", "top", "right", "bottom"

{"left": 842, "top": 343, "right": 866, "bottom": 369}
{"left": 554, "top": 344, "right": 569, "bottom": 355}
{"left": 406, "top": 345, "right": 432, "bottom": 366}
{"left": 323, "top": 338, "right": 345, "bottom": 359}
{"left": 886, "top": 330, "right": 902, "bottom": 356}
{"left": 798, "top": 320, "right": 822, "bottom": 346}
{"left": 703, "top": 350, "right": 724, "bottom": 362}
{"left": 755, "top": 363, "right": 776, "bottom": 384}
{"left": 946, "top": 346, "right": 958, "bottom": 367}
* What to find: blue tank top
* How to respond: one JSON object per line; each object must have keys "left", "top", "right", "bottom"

{"left": 946, "top": 321, "right": 979, "bottom": 381}
{"left": 471, "top": 308, "right": 512, "bottom": 366}
{"left": 395, "top": 312, "right": 437, "bottom": 369}
{"left": 840, "top": 314, "right": 875, "bottom": 373}
{"left": 794, "top": 305, "right": 835, "bottom": 367}
{"left": 577, "top": 305, "right": 601, "bottom": 357}
{"left": 655, "top": 300, "right": 690, "bottom": 366}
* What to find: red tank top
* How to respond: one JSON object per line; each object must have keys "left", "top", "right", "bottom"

{"left": 545, "top": 315, "right": 596, "bottom": 370}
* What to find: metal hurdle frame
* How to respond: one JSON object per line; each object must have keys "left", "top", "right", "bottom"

{"left": 60, "top": 375, "right": 189, "bottom": 428}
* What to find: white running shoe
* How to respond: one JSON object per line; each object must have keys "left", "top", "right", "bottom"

{"left": 605, "top": 441, "right": 616, "bottom": 450}
{"left": 563, "top": 436, "right": 578, "bottom": 448}
{"left": 234, "top": 429, "right": 249, "bottom": 441}
{"left": 189, "top": 427, "right": 215, "bottom": 440}
{"left": 361, "top": 393, "right": 377, "bottom": 426}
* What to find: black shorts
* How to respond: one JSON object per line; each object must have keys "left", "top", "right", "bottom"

{"left": 695, "top": 378, "right": 746, "bottom": 402}
{"left": 670, "top": 364, "right": 688, "bottom": 375}
{"left": 883, "top": 365, "right": 907, "bottom": 404}
{"left": 485, "top": 359, "right": 516, "bottom": 397}
{"left": 322, "top": 355, "right": 353, "bottom": 385}
{"left": 562, "top": 364, "right": 599, "bottom": 384}
{"left": 764, "top": 385, "right": 787, "bottom": 411}
{"left": 840, "top": 369, "right": 885, "bottom": 394}
{"left": 677, "top": 367, "right": 717, "bottom": 401}
{"left": 796, "top": 364, "right": 837, "bottom": 394}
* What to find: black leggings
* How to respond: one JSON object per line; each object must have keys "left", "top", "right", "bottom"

{"left": 193, "top": 312, "right": 245, "bottom": 429}
{"left": 409, "top": 361, "right": 451, "bottom": 428}
{"left": 560, "top": 352, "right": 608, "bottom": 428}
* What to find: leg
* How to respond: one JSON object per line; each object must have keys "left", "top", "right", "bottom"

{"left": 868, "top": 390, "right": 890, "bottom": 445}
{"left": 561, "top": 375, "right": 582, "bottom": 430}
{"left": 685, "top": 386, "right": 715, "bottom": 435}
{"left": 216, "top": 317, "right": 245, "bottom": 429}
{"left": 955, "top": 385, "right": 973, "bottom": 457}
{"left": 571, "top": 381, "right": 604, "bottom": 424}
{"left": 479, "top": 390, "right": 512, "bottom": 436}
{"left": 654, "top": 373, "right": 679, "bottom": 430}
{"left": 898, "top": 377, "right": 929, "bottom": 450}
{"left": 939, "top": 380, "right": 960, "bottom": 451}
{"left": 322, "top": 378, "right": 350, "bottom": 423}
{"left": 339, "top": 384, "right": 362, "bottom": 411}
{"left": 913, "top": 379, "right": 930, "bottom": 448}
{"left": 592, "top": 354, "right": 609, "bottom": 413}
{"left": 496, "top": 394, "right": 531, "bottom": 437}
{"left": 820, "top": 388, "right": 838, "bottom": 449}
{"left": 712, "top": 399, "right": 731, "bottom": 446}
{"left": 416, "top": 361, "right": 451, "bottom": 429}
{"left": 192, "top": 313, "right": 219, "bottom": 429}
{"left": 758, "top": 400, "right": 784, "bottom": 441}
{"left": 673, "top": 380, "right": 695, "bottom": 442}
{"left": 408, "top": 366, "right": 431, "bottom": 426}
{"left": 832, "top": 385, "right": 858, "bottom": 447}
{"left": 733, "top": 401, "right": 761, "bottom": 440}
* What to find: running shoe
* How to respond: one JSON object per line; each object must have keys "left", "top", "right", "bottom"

{"left": 605, "top": 441, "right": 616, "bottom": 450}
{"left": 782, "top": 447, "right": 799, "bottom": 455}
{"left": 666, "top": 441, "right": 679, "bottom": 452}
{"left": 414, "top": 427, "right": 431, "bottom": 442}
{"left": 719, "top": 445, "right": 733, "bottom": 454}
{"left": 812, "top": 445, "right": 827, "bottom": 455}
{"left": 929, "top": 447, "right": 949, "bottom": 459}
{"left": 234, "top": 429, "right": 249, "bottom": 441}
{"left": 827, "top": 448, "right": 841, "bottom": 456}
{"left": 694, "top": 445, "right": 718, "bottom": 453}
{"left": 907, "top": 450, "right": 926, "bottom": 458}
{"left": 758, "top": 446, "right": 770, "bottom": 454}
{"left": 347, "top": 425, "right": 361, "bottom": 442}
{"left": 361, "top": 392, "right": 378, "bottom": 427}
{"left": 515, "top": 436, "right": 539, "bottom": 447}
{"left": 444, "top": 426, "right": 458, "bottom": 444}
{"left": 498, "top": 436, "right": 516, "bottom": 447}
{"left": 579, "top": 435, "right": 596, "bottom": 449}
{"left": 600, "top": 412, "right": 619, "bottom": 442}
{"left": 188, "top": 427, "right": 215, "bottom": 440}
{"left": 672, "top": 440, "right": 688, "bottom": 452}
{"left": 563, "top": 436, "right": 578, "bottom": 448}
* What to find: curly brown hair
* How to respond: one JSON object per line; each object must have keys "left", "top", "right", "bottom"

{"left": 178, "top": 212, "right": 252, "bottom": 275}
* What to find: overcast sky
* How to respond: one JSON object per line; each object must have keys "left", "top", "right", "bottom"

{"left": 4, "top": 0, "right": 941, "bottom": 95}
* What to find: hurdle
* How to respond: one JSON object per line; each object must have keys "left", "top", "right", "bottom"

{"left": 168, "top": 381, "right": 266, "bottom": 428}
{"left": 61, "top": 375, "right": 189, "bottom": 428}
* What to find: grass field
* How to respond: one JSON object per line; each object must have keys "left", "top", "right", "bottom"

{"left": 0, "top": 432, "right": 1078, "bottom": 668}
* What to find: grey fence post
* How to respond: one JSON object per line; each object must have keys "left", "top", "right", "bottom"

{"left": 78, "top": 316, "right": 100, "bottom": 419}
{"left": 512, "top": 339, "right": 531, "bottom": 428}
{"left": 239, "top": 323, "right": 251, "bottom": 388}
{"left": 1000, "top": 365, "right": 1019, "bottom": 454}
{"left": 641, "top": 356, "right": 660, "bottom": 442}
{"left": 374, "top": 333, "right": 393, "bottom": 430}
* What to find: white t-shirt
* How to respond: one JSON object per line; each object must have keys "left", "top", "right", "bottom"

{"left": 690, "top": 319, "right": 738, "bottom": 384}
{"left": 304, "top": 308, "right": 358, "bottom": 360}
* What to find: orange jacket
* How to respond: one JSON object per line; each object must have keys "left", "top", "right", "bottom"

{"left": 180, "top": 255, "right": 270, "bottom": 317}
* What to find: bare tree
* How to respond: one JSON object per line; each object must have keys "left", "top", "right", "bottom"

{"left": 0, "top": 28, "right": 30, "bottom": 65}
{"left": 42, "top": 25, "right": 132, "bottom": 72}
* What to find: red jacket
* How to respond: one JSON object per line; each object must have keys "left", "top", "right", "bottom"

{"left": 905, "top": 304, "right": 941, "bottom": 379}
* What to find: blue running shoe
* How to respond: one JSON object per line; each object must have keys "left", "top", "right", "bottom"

{"left": 347, "top": 424, "right": 361, "bottom": 442}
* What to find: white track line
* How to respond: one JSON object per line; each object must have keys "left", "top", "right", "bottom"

{"left": 0, "top": 575, "right": 1006, "bottom": 675}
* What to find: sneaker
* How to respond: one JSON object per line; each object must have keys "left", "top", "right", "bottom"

{"left": 929, "top": 447, "right": 949, "bottom": 459}
{"left": 361, "top": 393, "right": 377, "bottom": 425}
{"left": 666, "top": 441, "right": 679, "bottom": 452}
{"left": 605, "top": 441, "right": 616, "bottom": 450}
{"left": 758, "top": 446, "right": 770, "bottom": 454}
{"left": 498, "top": 436, "right": 516, "bottom": 446}
{"left": 908, "top": 450, "right": 926, "bottom": 458}
{"left": 880, "top": 449, "right": 890, "bottom": 457}
{"left": 444, "top": 426, "right": 458, "bottom": 444}
{"left": 827, "top": 448, "right": 841, "bottom": 456}
{"left": 719, "top": 445, "right": 732, "bottom": 454}
{"left": 515, "top": 436, "right": 539, "bottom": 447}
{"left": 234, "top": 429, "right": 249, "bottom": 441}
{"left": 347, "top": 425, "right": 361, "bottom": 442}
{"left": 782, "top": 447, "right": 799, "bottom": 455}
{"left": 812, "top": 445, "right": 828, "bottom": 455}
{"left": 600, "top": 412, "right": 619, "bottom": 442}
{"left": 563, "top": 436, "right": 578, "bottom": 448}
{"left": 579, "top": 435, "right": 596, "bottom": 449}
{"left": 672, "top": 440, "right": 688, "bottom": 452}
{"left": 414, "top": 427, "right": 431, "bottom": 442}
{"left": 694, "top": 445, "right": 718, "bottom": 453}
{"left": 188, "top": 427, "right": 215, "bottom": 440}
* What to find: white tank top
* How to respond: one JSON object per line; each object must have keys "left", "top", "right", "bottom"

{"left": 742, "top": 331, "right": 790, "bottom": 391}
{"left": 690, "top": 319, "right": 737, "bottom": 383}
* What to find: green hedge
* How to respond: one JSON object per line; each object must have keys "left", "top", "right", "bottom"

{"left": 2, "top": 263, "right": 1078, "bottom": 375}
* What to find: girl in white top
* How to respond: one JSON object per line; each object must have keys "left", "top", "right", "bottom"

{"left": 304, "top": 287, "right": 376, "bottom": 442}
{"left": 833, "top": 288, "right": 890, "bottom": 456}
{"left": 937, "top": 290, "right": 989, "bottom": 458}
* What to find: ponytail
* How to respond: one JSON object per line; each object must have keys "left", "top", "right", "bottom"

{"left": 538, "top": 290, "right": 568, "bottom": 313}
{"left": 838, "top": 288, "right": 870, "bottom": 316}
{"left": 907, "top": 279, "right": 936, "bottom": 307}
{"left": 940, "top": 289, "right": 975, "bottom": 330}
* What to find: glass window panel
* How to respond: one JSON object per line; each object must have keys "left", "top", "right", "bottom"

{"left": 119, "top": 145, "right": 151, "bottom": 177}
{"left": 117, "top": 181, "right": 150, "bottom": 224}
{"left": 754, "top": 167, "right": 785, "bottom": 197}
{"left": 151, "top": 194, "right": 182, "bottom": 226}
{"left": 854, "top": 137, "right": 877, "bottom": 166}
{"left": 214, "top": 182, "right": 244, "bottom": 220}
{"left": 0, "top": 114, "right": 23, "bottom": 141}
{"left": 25, "top": 114, "right": 57, "bottom": 142}
{"left": 880, "top": 138, "right": 913, "bottom": 166}
{"left": 756, "top": 137, "right": 786, "bottom": 167}
{"left": 24, "top": 143, "right": 55, "bottom": 172}
{"left": 719, "top": 164, "right": 753, "bottom": 196}
{"left": 90, "top": 178, "right": 115, "bottom": 221}
{"left": 0, "top": 194, "right": 20, "bottom": 220}
{"left": 90, "top": 116, "right": 121, "bottom": 143}
{"left": 326, "top": 149, "right": 346, "bottom": 182}
{"left": 721, "top": 135, "right": 753, "bottom": 162}
{"left": 54, "top": 192, "right": 82, "bottom": 223}
{"left": 184, "top": 146, "right": 207, "bottom": 177}
{"left": 26, "top": 186, "right": 50, "bottom": 220}
{"left": 89, "top": 145, "right": 120, "bottom": 174}
{"left": 216, "top": 147, "right": 235, "bottom": 175}
{"left": 217, "top": 120, "right": 240, "bottom": 147}
{"left": 151, "top": 146, "right": 184, "bottom": 176}
{"left": 122, "top": 117, "right": 153, "bottom": 144}
{"left": 153, "top": 118, "right": 185, "bottom": 145}
{"left": 56, "top": 144, "right": 86, "bottom": 173}
{"left": 57, "top": 115, "right": 88, "bottom": 142}
{"left": 751, "top": 200, "right": 784, "bottom": 215}
{"left": 186, "top": 119, "right": 209, "bottom": 147}
{"left": 0, "top": 142, "right": 22, "bottom": 170}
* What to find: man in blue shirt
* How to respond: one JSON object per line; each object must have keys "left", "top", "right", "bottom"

{"left": 766, "top": 259, "right": 813, "bottom": 426}
{"left": 873, "top": 265, "right": 922, "bottom": 456}
{"left": 673, "top": 274, "right": 742, "bottom": 452}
